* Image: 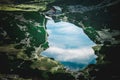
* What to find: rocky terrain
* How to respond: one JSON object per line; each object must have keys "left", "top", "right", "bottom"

{"left": 0, "top": 0, "right": 120, "bottom": 80}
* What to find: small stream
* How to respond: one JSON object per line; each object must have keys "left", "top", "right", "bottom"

{"left": 41, "top": 19, "right": 97, "bottom": 70}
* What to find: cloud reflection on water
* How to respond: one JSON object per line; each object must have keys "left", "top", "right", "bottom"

{"left": 41, "top": 20, "right": 97, "bottom": 70}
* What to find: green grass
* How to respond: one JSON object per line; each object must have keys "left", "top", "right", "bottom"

{"left": 0, "top": 4, "right": 46, "bottom": 11}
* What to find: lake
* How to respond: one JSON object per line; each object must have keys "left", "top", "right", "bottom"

{"left": 41, "top": 19, "right": 97, "bottom": 70}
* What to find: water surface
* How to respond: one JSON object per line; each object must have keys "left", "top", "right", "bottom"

{"left": 41, "top": 20, "right": 97, "bottom": 70}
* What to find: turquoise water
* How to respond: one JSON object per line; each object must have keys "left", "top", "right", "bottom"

{"left": 41, "top": 20, "right": 97, "bottom": 70}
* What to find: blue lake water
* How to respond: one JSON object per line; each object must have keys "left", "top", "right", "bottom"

{"left": 41, "top": 19, "right": 97, "bottom": 70}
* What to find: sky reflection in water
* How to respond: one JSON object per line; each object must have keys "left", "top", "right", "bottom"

{"left": 41, "top": 20, "right": 97, "bottom": 70}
